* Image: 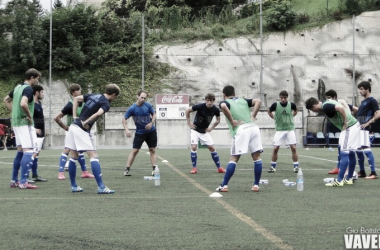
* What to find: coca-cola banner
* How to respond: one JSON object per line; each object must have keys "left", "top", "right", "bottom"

{"left": 156, "top": 94, "right": 189, "bottom": 105}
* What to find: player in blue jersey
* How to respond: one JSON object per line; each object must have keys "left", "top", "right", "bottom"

{"left": 54, "top": 84, "right": 94, "bottom": 180}
{"left": 215, "top": 85, "right": 263, "bottom": 192}
{"left": 65, "top": 83, "right": 120, "bottom": 194}
{"left": 306, "top": 97, "right": 360, "bottom": 187}
{"left": 185, "top": 93, "right": 225, "bottom": 174}
{"left": 355, "top": 81, "right": 380, "bottom": 179}
{"left": 3, "top": 68, "right": 41, "bottom": 189}
{"left": 29, "top": 85, "right": 48, "bottom": 182}
{"left": 123, "top": 90, "right": 157, "bottom": 176}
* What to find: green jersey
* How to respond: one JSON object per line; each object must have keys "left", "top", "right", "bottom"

{"left": 274, "top": 101, "right": 295, "bottom": 131}
{"left": 11, "top": 84, "right": 34, "bottom": 127}
{"left": 225, "top": 97, "right": 256, "bottom": 137}
{"left": 66, "top": 100, "right": 84, "bottom": 126}
{"left": 322, "top": 99, "right": 357, "bottom": 130}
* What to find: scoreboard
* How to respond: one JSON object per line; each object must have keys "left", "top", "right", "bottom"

{"left": 156, "top": 94, "right": 189, "bottom": 119}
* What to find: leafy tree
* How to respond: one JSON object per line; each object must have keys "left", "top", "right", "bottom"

{"left": 43, "top": 4, "right": 102, "bottom": 70}
{"left": 4, "top": 0, "right": 47, "bottom": 71}
{"left": 54, "top": 0, "right": 64, "bottom": 9}
{"left": 265, "top": 0, "right": 296, "bottom": 31}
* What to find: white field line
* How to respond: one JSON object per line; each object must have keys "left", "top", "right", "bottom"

{"left": 156, "top": 154, "right": 294, "bottom": 250}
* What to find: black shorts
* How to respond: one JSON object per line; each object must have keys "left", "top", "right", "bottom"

{"left": 133, "top": 130, "right": 158, "bottom": 149}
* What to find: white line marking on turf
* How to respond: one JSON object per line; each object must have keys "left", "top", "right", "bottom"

{"left": 156, "top": 154, "right": 294, "bottom": 250}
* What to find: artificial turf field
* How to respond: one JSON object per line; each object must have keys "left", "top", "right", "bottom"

{"left": 1, "top": 147, "right": 379, "bottom": 250}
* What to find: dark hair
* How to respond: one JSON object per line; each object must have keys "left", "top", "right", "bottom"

{"left": 105, "top": 84, "right": 120, "bottom": 96}
{"left": 357, "top": 81, "right": 371, "bottom": 93}
{"left": 305, "top": 97, "right": 319, "bottom": 109}
{"left": 205, "top": 93, "right": 215, "bottom": 101}
{"left": 69, "top": 84, "right": 81, "bottom": 95}
{"left": 222, "top": 85, "right": 235, "bottom": 97}
{"left": 325, "top": 89, "right": 337, "bottom": 99}
{"left": 32, "top": 85, "right": 44, "bottom": 95}
{"left": 137, "top": 90, "right": 148, "bottom": 97}
{"left": 279, "top": 90, "right": 288, "bottom": 97}
{"left": 25, "top": 68, "right": 41, "bottom": 80}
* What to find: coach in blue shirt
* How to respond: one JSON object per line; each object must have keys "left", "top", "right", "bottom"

{"left": 122, "top": 90, "right": 158, "bottom": 177}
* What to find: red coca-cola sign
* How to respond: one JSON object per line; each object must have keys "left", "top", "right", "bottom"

{"left": 156, "top": 94, "right": 189, "bottom": 104}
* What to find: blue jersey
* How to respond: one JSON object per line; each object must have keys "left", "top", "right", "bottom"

{"left": 33, "top": 101, "right": 44, "bottom": 137}
{"left": 357, "top": 97, "right": 380, "bottom": 130}
{"left": 73, "top": 94, "right": 110, "bottom": 132}
{"left": 124, "top": 102, "right": 155, "bottom": 134}
{"left": 192, "top": 103, "right": 220, "bottom": 133}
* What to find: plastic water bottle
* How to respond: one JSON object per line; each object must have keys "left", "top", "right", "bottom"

{"left": 297, "top": 168, "right": 304, "bottom": 191}
{"left": 154, "top": 166, "right": 160, "bottom": 186}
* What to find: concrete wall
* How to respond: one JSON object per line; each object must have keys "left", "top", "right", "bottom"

{"left": 44, "top": 103, "right": 305, "bottom": 149}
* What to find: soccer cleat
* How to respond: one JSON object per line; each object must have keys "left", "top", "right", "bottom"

{"left": 217, "top": 167, "right": 226, "bottom": 173}
{"left": 58, "top": 172, "right": 66, "bottom": 180}
{"left": 328, "top": 168, "right": 339, "bottom": 174}
{"left": 32, "top": 176, "right": 48, "bottom": 182}
{"left": 71, "top": 186, "right": 84, "bottom": 193}
{"left": 325, "top": 178, "right": 344, "bottom": 187}
{"left": 81, "top": 171, "right": 94, "bottom": 178}
{"left": 10, "top": 181, "right": 19, "bottom": 188}
{"left": 98, "top": 186, "right": 115, "bottom": 194}
{"left": 357, "top": 170, "right": 367, "bottom": 178}
{"left": 19, "top": 183, "right": 38, "bottom": 189}
{"left": 124, "top": 169, "right": 131, "bottom": 176}
{"left": 251, "top": 185, "right": 260, "bottom": 192}
{"left": 267, "top": 167, "right": 276, "bottom": 173}
{"left": 365, "top": 174, "right": 378, "bottom": 179}
{"left": 294, "top": 167, "right": 299, "bottom": 173}
{"left": 343, "top": 178, "right": 354, "bottom": 185}
{"left": 27, "top": 179, "right": 35, "bottom": 183}
{"left": 215, "top": 185, "right": 228, "bottom": 192}
{"left": 190, "top": 168, "right": 198, "bottom": 174}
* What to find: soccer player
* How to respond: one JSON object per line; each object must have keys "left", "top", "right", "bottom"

{"left": 185, "top": 93, "right": 225, "bottom": 174}
{"left": 267, "top": 90, "right": 299, "bottom": 173}
{"left": 65, "top": 83, "right": 120, "bottom": 194}
{"left": 29, "top": 85, "right": 48, "bottom": 182}
{"left": 123, "top": 90, "right": 157, "bottom": 176}
{"left": 305, "top": 97, "right": 360, "bottom": 186}
{"left": 54, "top": 84, "right": 94, "bottom": 180}
{"left": 355, "top": 81, "right": 380, "bottom": 179}
{"left": 325, "top": 89, "right": 358, "bottom": 175}
{"left": 215, "top": 85, "right": 263, "bottom": 192}
{"left": 3, "top": 68, "right": 40, "bottom": 189}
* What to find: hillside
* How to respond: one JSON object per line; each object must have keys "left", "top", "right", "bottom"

{"left": 153, "top": 10, "right": 380, "bottom": 107}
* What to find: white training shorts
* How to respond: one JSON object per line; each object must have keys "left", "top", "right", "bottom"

{"left": 231, "top": 123, "right": 263, "bottom": 156}
{"left": 272, "top": 130, "right": 297, "bottom": 146}
{"left": 190, "top": 129, "right": 214, "bottom": 146}
{"left": 359, "top": 130, "right": 371, "bottom": 148}
{"left": 65, "top": 124, "right": 95, "bottom": 152}
{"left": 339, "top": 122, "right": 361, "bottom": 152}
{"left": 36, "top": 137, "right": 44, "bottom": 152}
{"left": 14, "top": 125, "right": 38, "bottom": 152}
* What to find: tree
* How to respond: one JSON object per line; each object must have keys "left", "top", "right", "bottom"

{"left": 265, "top": 0, "right": 296, "bottom": 31}
{"left": 4, "top": 0, "right": 47, "bottom": 71}
{"left": 54, "top": 0, "right": 64, "bottom": 9}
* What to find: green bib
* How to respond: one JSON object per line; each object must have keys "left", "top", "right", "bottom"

{"left": 11, "top": 84, "right": 34, "bottom": 127}
{"left": 322, "top": 99, "right": 357, "bottom": 130}
{"left": 66, "top": 100, "right": 84, "bottom": 126}
{"left": 225, "top": 98, "right": 255, "bottom": 137}
{"left": 274, "top": 101, "right": 294, "bottom": 131}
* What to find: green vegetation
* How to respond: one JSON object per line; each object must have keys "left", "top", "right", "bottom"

{"left": 0, "top": 147, "right": 379, "bottom": 249}
{"left": 0, "top": 0, "right": 379, "bottom": 117}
